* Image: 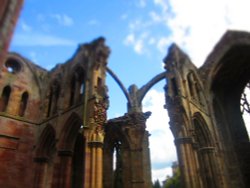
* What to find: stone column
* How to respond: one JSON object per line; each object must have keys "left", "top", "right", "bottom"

{"left": 175, "top": 137, "right": 198, "bottom": 188}
{"left": 88, "top": 131, "right": 104, "bottom": 188}
{"left": 84, "top": 139, "right": 91, "bottom": 188}
{"left": 124, "top": 112, "right": 151, "bottom": 188}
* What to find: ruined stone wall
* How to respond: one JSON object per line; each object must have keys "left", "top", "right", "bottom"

{"left": 0, "top": 37, "right": 109, "bottom": 188}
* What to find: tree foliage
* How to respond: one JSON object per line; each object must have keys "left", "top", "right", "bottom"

{"left": 152, "top": 179, "right": 161, "bottom": 188}
{"left": 164, "top": 168, "right": 181, "bottom": 188}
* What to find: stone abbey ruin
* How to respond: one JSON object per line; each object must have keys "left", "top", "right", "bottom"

{"left": 1, "top": 1, "right": 250, "bottom": 188}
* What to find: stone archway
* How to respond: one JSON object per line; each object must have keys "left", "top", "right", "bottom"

{"left": 205, "top": 32, "right": 250, "bottom": 187}
{"left": 34, "top": 125, "right": 56, "bottom": 188}
{"left": 52, "top": 113, "right": 85, "bottom": 188}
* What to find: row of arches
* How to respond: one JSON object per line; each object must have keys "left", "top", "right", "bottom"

{"left": 34, "top": 113, "right": 85, "bottom": 188}
{"left": 168, "top": 70, "right": 206, "bottom": 107}
{"left": 0, "top": 85, "right": 29, "bottom": 116}
{"left": 46, "top": 67, "right": 85, "bottom": 117}
{"left": 187, "top": 72, "right": 205, "bottom": 105}
{"left": 173, "top": 111, "right": 220, "bottom": 188}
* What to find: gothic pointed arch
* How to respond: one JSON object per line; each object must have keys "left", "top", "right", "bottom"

{"left": 192, "top": 112, "right": 213, "bottom": 147}
{"left": 46, "top": 79, "right": 61, "bottom": 117}
{"left": 53, "top": 113, "right": 85, "bottom": 188}
{"left": 34, "top": 125, "right": 56, "bottom": 188}
{"left": 35, "top": 124, "right": 56, "bottom": 161}
{"left": 19, "top": 91, "right": 29, "bottom": 117}
{"left": 0, "top": 85, "right": 11, "bottom": 112}
{"left": 69, "top": 66, "right": 85, "bottom": 106}
{"left": 200, "top": 31, "right": 250, "bottom": 187}
{"left": 192, "top": 112, "right": 222, "bottom": 188}
{"left": 59, "top": 112, "right": 83, "bottom": 151}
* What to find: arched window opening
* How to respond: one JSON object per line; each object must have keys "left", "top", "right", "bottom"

{"left": 171, "top": 78, "right": 178, "bottom": 96}
{"left": 80, "top": 83, "right": 85, "bottom": 95}
{"left": 52, "top": 85, "right": 60, "bottom": 115}
{"left": 70, "top": 76, "right": 76, "bottom": 106}
{"left": 0, "top": 85, "right": 11, "bottom": 112}
{"left": 193, "top": 115, "right": 219, "bottom": 188}
{"left": 5, "top": 58, "right": 21, "bottom": 74}
{"left": 34, "top": 125, "right": 56, "bottom": 187}
{"left": 47, "top": 82, "right": 60, "bottom": 117}
{"left": 187, "top": 72, "right": 194, "bottom": 98}
{"left": 240, "top": 82, "right": 250, "bottom": 139}
{"left": 113, "top": 141, "right": 123, "bottom": 188}
{"left": 76, "top": 74, "right": 84, "bottom": 102}
{"left": 98, "top": 77, "right": 102, "bottom": 87}
{"left": 69, "top": 68, "right": 85, "bottom": 106}
{"left": 195, "top": 83, "right": 205, "bottom": 105}
{"left": 47, "top": 89, "right": 53, "bottom": 117}
{"left": 19, "top": 91, "right": 29, "bottom": 116}
{"left": 193, "top": 119, "right": 209, "bottom": 148}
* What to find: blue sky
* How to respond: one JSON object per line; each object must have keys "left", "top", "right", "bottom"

{"left": 10, "top": 0, "right": 250, "bottom": 183}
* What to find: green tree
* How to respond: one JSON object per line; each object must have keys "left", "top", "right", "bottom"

{"left": 164, "top": 168, "right": 181, "bottom": 188}
{"left": 152, "top": 179, "right": 161, "bottom": 188}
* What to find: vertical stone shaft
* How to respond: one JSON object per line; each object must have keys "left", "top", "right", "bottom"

{"left": 175, "top": 137, "right": 195, "bottom": 188}
{"left": 96, "top": 146, "right": 103, "bottom": 188}
{"left": 84, "top": 144, "right": 91, "bottom": 188}
{"left": 90, "top": 145, "right": 96, "bottom": 188}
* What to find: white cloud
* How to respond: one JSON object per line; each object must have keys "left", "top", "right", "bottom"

{"left": 154, "top": 0, "right": 169, "bottom": 12}
{"left": 149, "top": 11, "right": 162, "bottom": 23}
{"left": 124, "top": 33, "right": 135, "bottom": 45}
{"left": 12, "top": 33, "right": 75, "bottom": 46}
{"left": 137, "top": 0, "right": 147, "bottom": 8}
{"left": 143, "top": 89, "right": 177, "bottom": 181}
{"left": 29, "top": 51, "right": 38, "bottom": 63}
{"left": 88, "top": 19, "right": 100, "bottom": 26}
{"left": 155, "top": 0, "right": 250, "bottom": 66}
{"left": 157, "top": 37, "right": 169, "bottom": 53}
{"left": 134, "top": 39, "right": 144, "bottom": 54}
{"left": 121, "top": 14, "right": 128, "bottom": 20}
{"left": 51, "top": 14, "right": 74, "bottom": 26}
{"left": 152, "top": 166, "right": 172, "bottom": 183}
{"left": 124, "top": 33, "right": 148, "bottom": 55}
{"left": 20, "top": 21, "right": 32, "bottom": 32}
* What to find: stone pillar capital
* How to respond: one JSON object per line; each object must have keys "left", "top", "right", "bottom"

{"left": 174, "top": 137, "right": 192, "bottom": 145}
